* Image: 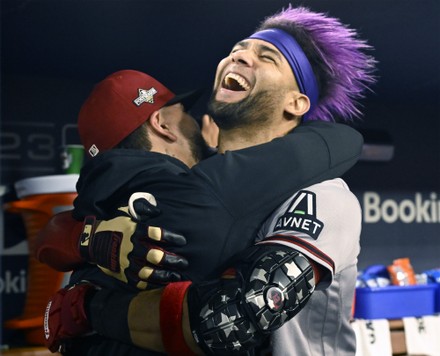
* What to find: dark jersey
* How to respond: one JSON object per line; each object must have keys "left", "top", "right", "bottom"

{"left": 68, "top": 121, "right": 362, "bottom": 355}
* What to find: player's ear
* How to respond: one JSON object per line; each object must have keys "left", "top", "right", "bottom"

{"left": 149, "top": 110, "right": 178, "bottom": 142}
{"left": 284, "top": 91, "right": 310, "bottom": 117}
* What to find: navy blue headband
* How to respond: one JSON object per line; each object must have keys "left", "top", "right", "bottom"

{"left": 249, "top": 28, "right": 319, "bottom": 120}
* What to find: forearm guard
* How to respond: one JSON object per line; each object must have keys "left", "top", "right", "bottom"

{"left": 189, "top": 243, "right": 315, "bottom": 355}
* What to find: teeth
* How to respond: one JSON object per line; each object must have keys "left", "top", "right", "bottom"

{"left": 224, "top": 73, "right": 251, "bottom": 91}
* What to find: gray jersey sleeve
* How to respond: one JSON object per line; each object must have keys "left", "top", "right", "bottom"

{"left": 256, "top": 178, "right": 362, "bottom": 289}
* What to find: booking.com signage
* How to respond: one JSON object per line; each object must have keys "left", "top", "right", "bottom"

{"left": 355, "top": 190, "right": 440, "bottom": 272}
{"left": 363, "top": 191, "right": 439, "bottom": 224}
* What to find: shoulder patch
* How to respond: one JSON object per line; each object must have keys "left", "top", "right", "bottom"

{"left": 273, "top": 190, "right": 324, "bottom": 240}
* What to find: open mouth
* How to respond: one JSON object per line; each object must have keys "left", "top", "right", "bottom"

{"left": 222, "top": 73, "right": 251, "bottom": 91}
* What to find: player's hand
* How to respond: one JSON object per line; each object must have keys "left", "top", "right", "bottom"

{"left": 79, "top": 192, "right": 189, "bottom": 290}
{"left": 201, "top": 114, "right": 219, "bottom": 148}
{"left": 187, "top": 244, "right": 315, "bottom": 354}
{"left": 44, "top": 282, "right": 97, "bottom": 353}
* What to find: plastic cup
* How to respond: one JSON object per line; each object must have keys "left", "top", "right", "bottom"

{"left": 60, "top": 144, "right": 84, "bottom": 174}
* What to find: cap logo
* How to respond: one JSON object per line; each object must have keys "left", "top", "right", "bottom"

{"left": 133, "top": 87, "right": 158, "bottom": 106}
{"left": 89, "top": 144, "right": 100, "bottom": 157}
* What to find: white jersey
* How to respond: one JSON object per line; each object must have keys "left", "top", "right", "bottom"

{"left": 256, "top": 178, "right": 361, "bottom": 356}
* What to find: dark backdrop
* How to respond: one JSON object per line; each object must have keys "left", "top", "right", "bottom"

{"left": 1, "top": 0, "right": 439, "bottom": 347}
{"left": 2, "top": 0, "right": 439, "bottom": 188}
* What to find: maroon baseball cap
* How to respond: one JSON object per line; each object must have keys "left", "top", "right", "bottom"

{"left": 78, "top": 69, "right": 201, "bottom": 157}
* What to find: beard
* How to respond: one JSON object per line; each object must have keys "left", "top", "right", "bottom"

{"left": 207, "top": 89, "right": 285, "bottom": 131}
{"left": 189, "top": 130, "right": 212, "bottom": 162}
{"left": 178, "top": 120, "right": 212, "bottom": 163}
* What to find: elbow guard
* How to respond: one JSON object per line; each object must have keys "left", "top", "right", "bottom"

{"left": 239, "top": 243, "right": 315, "bottom": 332}
{"left": 189, "top": 244, "right": 315, "bottom": 354}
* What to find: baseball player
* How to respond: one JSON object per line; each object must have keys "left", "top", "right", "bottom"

{"left": 39, "top": 71, "right": 359, "bottom": 355}
{"left": 37, "top": 5, "right": 376, "bottom": 355}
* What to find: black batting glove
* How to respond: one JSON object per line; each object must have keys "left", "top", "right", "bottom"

{"left": 79, "top": 192, "right": 188, "bottom": 290}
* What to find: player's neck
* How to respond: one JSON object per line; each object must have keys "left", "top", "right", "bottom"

{"left": 217, "top": 133, "right": 267, "bottom": 153}
{"left": 217, "top": 125, "right": 292, "bottom": 153}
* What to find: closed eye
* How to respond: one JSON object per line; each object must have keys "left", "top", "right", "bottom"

{"left": 260, "top": 55, "right": 276, "bottom": 63}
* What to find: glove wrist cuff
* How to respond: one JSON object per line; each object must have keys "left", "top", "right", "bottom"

{"left": 160, "top": 281, "right": 195, "bottom": 356}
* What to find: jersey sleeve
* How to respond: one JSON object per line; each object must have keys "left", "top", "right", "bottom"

{"left": 193, "top": 122, "right": 363, "bottom": 217}
{"left": 256, "top": 178, "right": 361, "bottom": 289}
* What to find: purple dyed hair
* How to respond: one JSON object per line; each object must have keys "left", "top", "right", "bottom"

{"left": 256, "top": 5, "right": 377, "bottom": 122}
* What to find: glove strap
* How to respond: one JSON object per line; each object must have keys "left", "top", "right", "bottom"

{"left": 78, "top": 216, "right": 97, "bottom": 261}
{"left": 160, "top": 281, "right": 195, "bottom": 356}
{"left": 78, "top": 216, "right": 122, "bottom": 272}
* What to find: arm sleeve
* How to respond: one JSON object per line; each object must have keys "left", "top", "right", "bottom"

{"left": 193, "top": 122, "right": 363, "bottom": 217}
{"left": 257, "top": 179, "right": 362, "bottom": 289}
{"left": 88, "top": 286, "right": 196, "bottom": 354}
{"left": 35, "top": 210, "right": 85, "bottom": 271}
